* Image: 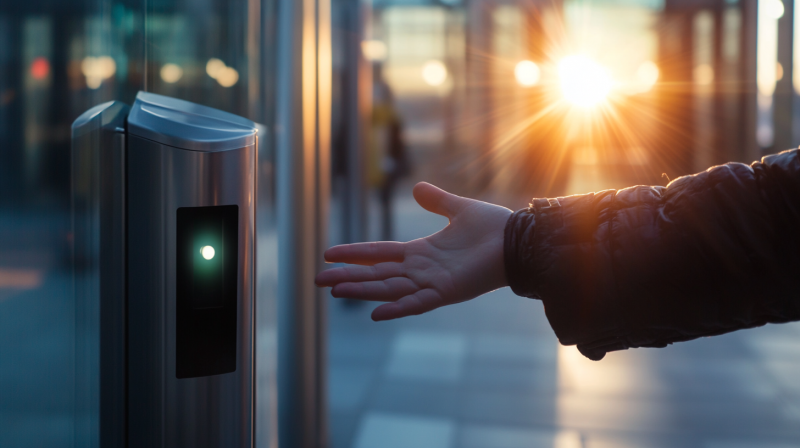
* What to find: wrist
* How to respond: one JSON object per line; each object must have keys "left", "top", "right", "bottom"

{"left": 503, "top": 208, "right": 536, "bottom": 298}
{"left": 487, "top": 208, "right": 513, "bottom": 291}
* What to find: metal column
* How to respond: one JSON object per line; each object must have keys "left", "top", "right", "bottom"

{"left": 275, "top": 0, "right": 332, "bottom": 446}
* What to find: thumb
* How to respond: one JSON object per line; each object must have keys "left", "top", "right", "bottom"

{"left": 412, "top": 182, "right": 467, "bottom": 218}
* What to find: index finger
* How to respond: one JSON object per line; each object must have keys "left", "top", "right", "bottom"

{"left": 324, "top": 241, "right": 405, "bottom": 266}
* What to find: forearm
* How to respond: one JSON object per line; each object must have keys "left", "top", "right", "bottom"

{"left": 506, "top": 149, "right": 800, "bottom": 360}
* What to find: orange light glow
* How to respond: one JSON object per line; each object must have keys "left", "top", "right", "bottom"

{"left": 421, "top": 60, "right": 447, "bottom": 86}
{"left": 206, "top": 58, "right": 226, "bottom": 78}
{"left": 361, "top": 40, "right": 388, "bottom": 62}
{"left": 633, "top": 61, "right": 659, "bottom": 93}
{"left": 514, "top": 60, "right": 541, "bottom": 87}
{"left": 160, "top": 63, "right": 183, "bottom": 84}
{"left": 81, "top": 56, "right": 116, "bottom": 89}
{"left": 694, "top": 64, "right": 714, "bottom": 86}
{"left": 205, "top": 58, "right": 239, "bottom": 87}
{"left": 0, "top": 269, "right": 42, "bottom": 289}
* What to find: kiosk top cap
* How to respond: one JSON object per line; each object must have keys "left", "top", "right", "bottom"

{"left": 128, "top": 91, "right": 256, "bottom": 152}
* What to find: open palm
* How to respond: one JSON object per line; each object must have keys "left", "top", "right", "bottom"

{"left": 315, "top": 182, "right": 512, "bottom": 321}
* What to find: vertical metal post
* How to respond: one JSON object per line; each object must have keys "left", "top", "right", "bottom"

{"left": 317, "top": 0, "right": 332, "bottom": 443}
{"left": 276, "top": 0, "right": 331, "bottom": 445}
{"left": 713, "top": 1, "right": 725, "bottom": 165}
{"left": 774, "top": 0, "right": 794, "bottom": 150}
{"left": 658, "top": 3, "right": 695, "bottom": 174}
{"left": 466, "top": 1, "right": 494, "bottom": 192}
{"left": 741, "top": 0, "right": 760, "bottom": 161}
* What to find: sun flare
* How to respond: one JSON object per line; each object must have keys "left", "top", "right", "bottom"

{"left": 558, "top": 55, "right": 613, "bottom": 107}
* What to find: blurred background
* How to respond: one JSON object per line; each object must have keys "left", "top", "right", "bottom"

{"left": 327, "top": 1, "right": 800, "bottom": 447}
{"left": 2, "top": 0, "right": 800, "bottom": 447}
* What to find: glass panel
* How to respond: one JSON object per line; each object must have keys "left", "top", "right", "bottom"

{"left": 144, "top": 0, "right": 255, "bottom": 116}
{"left": 0, "top": 5, "right": 136, "bottom": 445}
{"left": 0, "top": 1, "right": 276, "bottom": 446}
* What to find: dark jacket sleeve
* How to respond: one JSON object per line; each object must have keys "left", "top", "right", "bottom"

{"left": 504, "top": 148, "right": 800, "bottom": 360}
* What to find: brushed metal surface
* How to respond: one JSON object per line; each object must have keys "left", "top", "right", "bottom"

{"left": 128, "top": 92, "right": 257, "bottom": 152}
{"left": 127, "top": 135, "right": 255, "bottom": 448}
{"left": 99, "top": 129, "right": 127, "bottom": 448}
{"left": 71, "top": 100, "right": 129, "bottom": 448}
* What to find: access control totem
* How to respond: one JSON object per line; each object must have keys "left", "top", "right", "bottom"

{"left": 72, "top": 92, "right": 256, "bottom": 447}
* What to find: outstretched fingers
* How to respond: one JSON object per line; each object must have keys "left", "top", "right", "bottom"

{"left": 331, "top": 277, "right": 419, "bottom": 302}
{"left": 371, "top": 289, "right": 443, "bottom": 321}
{"left": 315, "top": 262, "right": 404, "bottom": 286}
{"left": 324, "top": 241, "right": 404, "bottom": 266}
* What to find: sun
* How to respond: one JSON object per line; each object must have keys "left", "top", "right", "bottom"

{"left": 558, "top": 55, "right": 613, "bottom": 107}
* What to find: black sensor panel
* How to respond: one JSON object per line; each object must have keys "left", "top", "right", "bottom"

{"left": 176, "top": 205, "right": 238, "bottom": 379}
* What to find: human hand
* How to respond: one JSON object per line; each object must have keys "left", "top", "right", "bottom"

{"left": 315, "top": 182, "right": 513, "bottom": 321}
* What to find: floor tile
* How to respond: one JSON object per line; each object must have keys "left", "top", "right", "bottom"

{"left": 556, "top": 394, "right": 679, "bottom": 433}
{"left": 669, "top": 396, "right": 800, "bottom": 439}
{"left": 704, "top": 441, "right": 798, "bottom": 448}
{"left": 458, "top": 424, "right": 581, "bottom": 448}
{"left": 352, "top": 412, "right": 455, "bottom": 448}
{"left": 330, "top": 410, "right": 361, "bottom": 448}
{"left": 329, "top": 363, "right": 378, "bottom": 412}
{"left": 557, "top": 344, "right": 669, "bottom": 397}
{"left": 386, "top": 331, "right": 467, "bottom": 382}
{"left": 463, "top": 363, "right": 558, "bottom": 393}
{"left": 745, "top": 333, "right": 800, "bottom": 359}
{"left": 658, "top": 360, "right": 779, "bottom": 400}
{"left": 461, "top": 390, "right": 558, "bottom": 427}
{"left": 329, "top": 332, "right": 391, "bottom": 363}
{"left": 369, "top": 381, "right": 461, "bottom": 417}
{"left": 585, "top": 432, "right": 697, "bottom": 448}
{"left": 470, "top": 334, "right": 558, "bottom": 365}
{"left": 762, "top": 360, "right": 800, "bottom": 393}
{"left": 781, "top": 401, "right": 800, "bottom": 422}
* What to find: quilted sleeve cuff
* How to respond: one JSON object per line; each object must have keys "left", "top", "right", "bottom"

{"left": 503, "top": 208, "right": 539, "bottom": 299}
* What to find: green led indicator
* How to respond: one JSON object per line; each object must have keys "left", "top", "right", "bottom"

{"left": 200, "top": 245, "right": 215, "bottom": 260}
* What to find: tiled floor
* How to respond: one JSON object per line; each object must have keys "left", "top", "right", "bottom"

{"left": 326, "top": 189, "right": 800, "bottom": 448}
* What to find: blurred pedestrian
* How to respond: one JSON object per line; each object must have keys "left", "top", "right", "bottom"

{"left": 368, "top": 62, "right": 410, "bottom": 242}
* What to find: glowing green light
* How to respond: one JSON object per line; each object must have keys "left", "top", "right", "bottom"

{"left": 201, "top": 245, "right": 215, "bottom": 260}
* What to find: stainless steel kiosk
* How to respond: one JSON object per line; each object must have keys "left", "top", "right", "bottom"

{"left": 72, "top": 92, "right": 257, "bottom": 448}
